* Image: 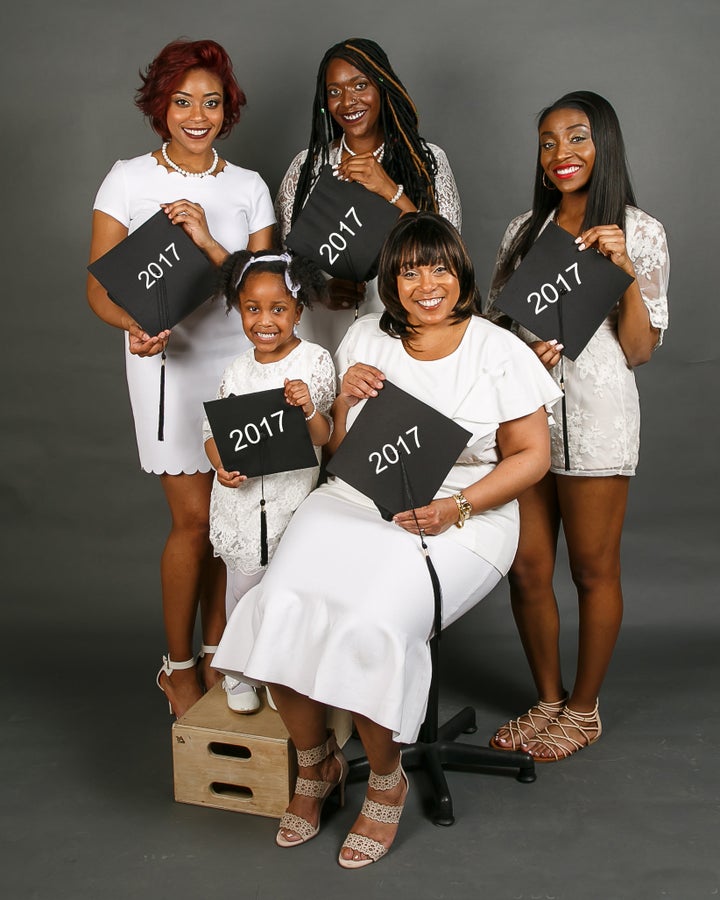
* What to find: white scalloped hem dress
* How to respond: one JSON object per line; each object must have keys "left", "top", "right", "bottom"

{"left": 213, "top": 314, "right": 562, "bottom": 743}
{"left": 93, "top": 154, "right": 276, "bottom": 474}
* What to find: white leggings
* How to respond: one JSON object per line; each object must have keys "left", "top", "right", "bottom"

{"left": 225, "top": 566, "right": 265, "bottom": 619}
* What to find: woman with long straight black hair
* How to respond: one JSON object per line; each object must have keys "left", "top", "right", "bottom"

{"left": 486, "top": 91, "right": 669, "bottom": 762}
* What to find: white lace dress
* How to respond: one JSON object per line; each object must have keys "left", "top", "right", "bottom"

{"left": 202, "top": 340, "right": 336, "bottom": 575}
{"left": 275, "top": 142, "right": 462, "bottom": 353}
{"left": 486, "top": 206, "right": 669, "bottom": 476}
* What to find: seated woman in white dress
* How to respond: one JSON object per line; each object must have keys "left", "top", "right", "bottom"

{"left": 213, "top": 213, "right": 561, "bottom": 869}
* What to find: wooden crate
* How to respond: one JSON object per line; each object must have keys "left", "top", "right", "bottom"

{"left": 172, "top": 683, "right": 296, "bottom": 818}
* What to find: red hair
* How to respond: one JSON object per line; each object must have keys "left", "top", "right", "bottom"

{"left": 135, "top": 38, "right": 246, "bottom": 140}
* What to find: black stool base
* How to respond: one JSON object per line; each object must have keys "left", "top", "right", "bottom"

{"left": 348, "top": 705, "right": 536, "bottom": 826}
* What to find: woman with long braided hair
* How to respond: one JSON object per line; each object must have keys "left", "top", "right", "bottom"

{"left": 276, "top": 38, "right": 461, "bottom": 351}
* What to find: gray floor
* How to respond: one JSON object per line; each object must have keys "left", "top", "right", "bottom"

{"left": 4, "top": 503, "right": 719, "bottom": 900}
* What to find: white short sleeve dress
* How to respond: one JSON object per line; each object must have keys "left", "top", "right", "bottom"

{"left": 213, "top": 314, "right": 561, "bottom": 743}
{"left": 93, "top": 154, "right": 276, "bottom": 474}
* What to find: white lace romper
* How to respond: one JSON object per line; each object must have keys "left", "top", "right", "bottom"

{"left": 487, "top": 206, "right": 669, "bottom": 475}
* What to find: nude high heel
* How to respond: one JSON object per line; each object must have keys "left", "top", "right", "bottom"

{"left": 276, "top": 733, "right": 349, "bottom": 847}
{"left": 338, "top": 760, "right": 408, "bottom": 869}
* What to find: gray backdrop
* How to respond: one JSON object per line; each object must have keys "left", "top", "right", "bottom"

{"left": 3, "top": 0, "right": 716, "bottom": 613}
{"left": 2, "top": 2, "right": 718, "bottom": 897}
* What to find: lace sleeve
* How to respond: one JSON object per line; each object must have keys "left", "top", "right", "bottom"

{"left": 309, "top": 344, "right": 336, "bottom": 405}
{"left": 429, "top": 144, "right": 462, "bottom": 231}
{"left": 484, "top": 212, "right": 532, "bottom": 325}
{"left": 275, "top": 150, "right": 308, "bottom": 245}
{"left": 626, "top": 207, "right": 669, "bottom": 346}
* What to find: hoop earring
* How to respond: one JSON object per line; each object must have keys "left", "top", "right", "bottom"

{"left": 542, "top": 172, "right": 557, "bottom": 191}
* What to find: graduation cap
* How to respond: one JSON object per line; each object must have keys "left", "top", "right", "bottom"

{"left": 204, "top": 387, "right": 319, "bottom": 478}
{"left": 88, "top": 209, "right": 216, "bottom": 336}
{"left": 204, "top": 387, "right": 319, "bottom": 566}
{"left": 326, "top": 381, "right": 471, "bottom": 519}
{"left": 327, "top": 380, "right": 470, "bottom": 640}
{"left": 285, "top": 165, "right": 402, "bottom": 282}
{"left": 493, "top": 221, "right": 634, "bottom": 360}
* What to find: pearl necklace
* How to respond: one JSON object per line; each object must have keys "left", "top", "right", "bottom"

{"left": 340, "top": 133, "right": 385, "bottom": 164}
{"left": 161, "top": 142, "right": 219, "bottom": 178}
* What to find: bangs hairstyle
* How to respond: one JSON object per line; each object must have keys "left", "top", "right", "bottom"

{"left": 135, "top": 38, "right": 246, "bottom": 140}
{"left": 215, "top": 250, "right": 328, "bottom": 313}
{"left": 493, "top": 90, "right": 636, "bottom": 292}
{"left": 378, "top": 213, "right": 481, "bottom": 338}
{"left": 291, "top": 38, "right": 439, "bottom": 225}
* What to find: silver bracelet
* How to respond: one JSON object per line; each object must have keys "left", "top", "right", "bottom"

{"left": 389, "top": 184, "right": 404, "bottom": 205}
{"left": 305, "top": 406, "right": 317, "bottom": 421}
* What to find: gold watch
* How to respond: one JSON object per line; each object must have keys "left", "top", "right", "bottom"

{"left": 452, "top": 492, "right": 473, "bottom": 528}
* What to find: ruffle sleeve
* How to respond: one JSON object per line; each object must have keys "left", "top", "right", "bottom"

{"left": 452, "top": 334, "right": 562, "bottom": 444}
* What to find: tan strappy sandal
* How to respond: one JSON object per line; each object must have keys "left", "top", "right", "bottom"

{"left": 338, "top": 760, "right": 408, "bottom": 869}
{"left": 490, "top": 695, "right": 567, "bottom": 750}
{"left": 527, "top": 701, "right": 602, "bottom": 763}
{"left": 276, "top": 733, "right": 348, "bottom": 847}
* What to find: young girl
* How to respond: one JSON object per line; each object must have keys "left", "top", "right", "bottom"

{"left": 203, "top": 251, "right": 335, "bottom": 712}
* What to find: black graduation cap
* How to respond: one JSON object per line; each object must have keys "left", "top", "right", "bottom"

{"left": 88, "top": 209, "right": 216, "bottom": 336}
{"left": 493, "top": 221, "right": 634, "bottom": 360}
{"left": 285, "top": 165, "right": 402, "bottom": 282}
{"left": 326, "top": 381, "right": 471, "bottom": 518}
{"left": 203, "top": 387, "right": 318, "bottom": 479}
{"left": 205, "top": 387, "right": 319, "bottom": 567}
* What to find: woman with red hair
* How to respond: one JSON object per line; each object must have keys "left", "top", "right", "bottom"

{"left": 87, "top": 39, "right": 275, "bottom": 717}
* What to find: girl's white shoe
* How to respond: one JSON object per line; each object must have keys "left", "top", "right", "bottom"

{"left": 223, "top": 675, "right": 260, "bottom": 714}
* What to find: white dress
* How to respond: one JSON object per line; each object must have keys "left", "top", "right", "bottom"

{"left": 93, "top": 154, "right": 276, "bottom": 474}
{"left": 274, "top": 143, "right": 462, "bottom": 353}
{"left": 202, "top": 340, "right": 336, "bottom": 575}
{"left": 486, "top": 206, "right": 669, "bottom": 475}
{"left": 213, "top": 315, "right": 561, "bottom": 743}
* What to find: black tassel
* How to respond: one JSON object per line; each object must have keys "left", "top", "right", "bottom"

{"left": 157, "top": 350, "right": 166, "bottom": 442}
{"left": 260, "top": 498, "right": 268, "bottom": 566}
{"left": 420, "top": 533, "right": 443, "bottom": 641}
{"left": 560, "top": 363, "right": 570, "bottom": 472}
{"left": 259, "top": 466, "right": 268, "bottom": 566}
{"left": 400, "top": 458, "right": 443, "bottom": 639}
{"left": 156, "top": 278, "right": 170, "bottom": 443}
{"left": 558, "top": 291, "right": 570, "bottom": 471}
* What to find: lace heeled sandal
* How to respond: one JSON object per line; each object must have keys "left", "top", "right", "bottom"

{"left": 527, "top": 701, "right": 602, "bottom": 763}
{"left": 276, "top": 733, "right": 349, "bottom": 848}
{"left": 338, "top": 760, "right": 408, "bottom": 870}
{"left": 490, "top": 695, "right": 567, "bottom": 751}
{"left": 156, "top": 654, "right": 197, "bottom": 716}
